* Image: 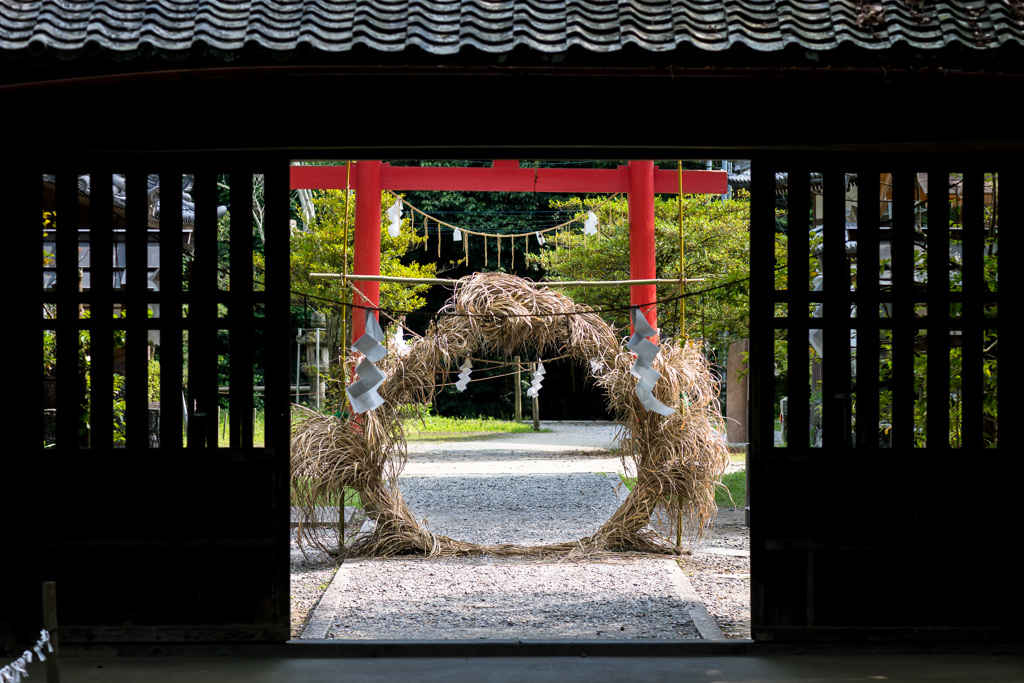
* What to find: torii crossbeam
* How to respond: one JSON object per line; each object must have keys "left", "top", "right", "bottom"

{"left": 290, "top": 160, "right": 727, "bottom": 338}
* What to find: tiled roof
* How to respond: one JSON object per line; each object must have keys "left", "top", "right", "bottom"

{"left": 2, "top": 0, "right": 1022, "bottom": 62}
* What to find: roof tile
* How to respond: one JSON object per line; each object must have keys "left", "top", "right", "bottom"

{"left": 2, "top": 0, "right": 1022, "bottom": 59}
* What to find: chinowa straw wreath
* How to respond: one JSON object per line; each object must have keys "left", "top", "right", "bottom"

{"left": 291, "top": 272, "right": 730, "bottom": 559}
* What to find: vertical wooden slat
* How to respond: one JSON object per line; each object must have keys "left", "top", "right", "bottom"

{"left": 959, "top": 170, "right": 984, "bottom": 449}
{"left": 124, "top": 169, "right": 150, "bottom": 448}
{"left": 189, "top": 169, "right": 219, "bottom": 449}
{"left": 926, "top": 168, "right": 950, "bottom": 448}
{"left": 6, "top": 159, "right": 42, "bottom": 644}
{"left": 88, "top": 167, "right": 115, "bottom": 449}
{"left": 229, "top": 168, "right": 255, "bottom": 449}
{"left": 54, "top": 170, "right": 81, "bottom": 448}
{"left": 263, "top": 162, "right": 290, "bottom": 451}
{"left": 10, "top": 161, "right": 39, "bottom": 447}
{"left": 749, "top": 160, "right": 777, "bottom": 631}
{"left": 19, "top": 164, "right": 41, "bottom": 440}
{"left": 821, "top": 170, "right": 851, "bottom": 449}
{"left": 889, "top": 170, "right": 916, "bottom": 448}
{"left": 997, "top": 165, "right": 1019, "bottom": 447}
{"left": 854, "top": 169, "right": 880, "bottom": 449}
{"left": 159, "top": 168, "right": 185, "bottom": 448}
{"left": 786, "top": 167, "right": 810, "bottom": 449}
{"left": 750, "top": 163, "right": 778, "bottom": 455}
{"left": 262, "top": 159, "right": 292, "bottom": 632}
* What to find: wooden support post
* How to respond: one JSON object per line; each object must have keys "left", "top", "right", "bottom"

{"left": 190, "top": 412, "right": 208, "bottom": 448}
{"left": 339, "top": 489, "right": 346, "bottom": 553}
{"left": 42, "top": 581, "right": 60, "bottom": 683}
{"left": 532, "top": 362, "right": 540, "bottom": 432}
{"left": 514, "top": 356, "right": 522, "bottom": 423}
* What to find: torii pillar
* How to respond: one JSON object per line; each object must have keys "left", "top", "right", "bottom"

{"left": 353, "top": 160, "right": 382, "bottom": 339}
{"left": 628, "top": 161, "right": 657, "bottom": 335}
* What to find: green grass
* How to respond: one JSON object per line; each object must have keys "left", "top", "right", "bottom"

{"left": 404, "top": 415, "right": 548, "bottom": 442}
{"left": 715, "top": 471, "right": 746, "bottom": 508}
{"left": 211, "top": 409, "right": 266, "bottom": 448}
{"left": 619, "top": 469, "right": 746, "bottom": 509}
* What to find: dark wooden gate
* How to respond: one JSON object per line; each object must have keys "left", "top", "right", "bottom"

{"left": 8, "top": 148, "right": 1023, "bottom": 648}
{"left": 7, "top": 154, "right": 292, "bottom": 645}
{"left": 748, "top": 159, "right": 1022, "bottom": 642}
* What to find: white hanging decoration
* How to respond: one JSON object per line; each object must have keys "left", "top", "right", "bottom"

{"left": 582, "top": 211, "right": 598, "bottom": 236}
{"left": 391, "top": 326, "right": 410, "bottom": 356}
{"left": 386, "top": 197, "right": 403, "bottom": 238}
{"left": 526, "top": 361, "right": 546, "bottom": 398}
{"left": 1, "top": 630, "right": 52, "bottom": 683}
{"left": 535, "top": 231, "right": 546, "bottom": 245}
{"left": 455, "top": 358, "right": 473, "bottom": 391}
{"left": 346, "top": 309, "right": 388, "bottom": 413}
{"left": 453, "top": 227, "right": 462, "bottom": 242}
{"left": 626, "top": 307, "right": 675, "bottom": 417}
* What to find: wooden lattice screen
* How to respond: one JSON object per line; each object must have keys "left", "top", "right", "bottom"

{"left": 6, "top": 151, "right": 1022, "bottom": 647}
{"left": 748, "top": 160, "right": 1021, "bottom": 641}
{"left": 9, "top": 155, "right": 293, "bottom": 644}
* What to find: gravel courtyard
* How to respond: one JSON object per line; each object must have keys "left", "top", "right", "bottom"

{"left": 290, "top": 421, "right": 750, "bottom": 640}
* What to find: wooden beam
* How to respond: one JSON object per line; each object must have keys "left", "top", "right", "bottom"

{"left": 290, "top": 163, "right": 727, "bottom": 195}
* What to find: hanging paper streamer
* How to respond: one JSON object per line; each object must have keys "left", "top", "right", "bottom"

{"left": 1, "top": 629, "right": 53, "bottom": 683}
{"left": 535, "top": 231, "right": 546, "bottom": 245}
{"left": 391, "top": 326, "right": 410, "bottom": 357}
{"left": 453, "top": 227, "right": 462, "bottom": 241}
{"left": 626, "top": 307, "right": 675, "bottom": 416}
{"left": 386, "top": 198, "right": 403, "bottom": 238}
{"left": 583, "top": 211, "right": 598, "bottom": 236}
{"left": 346, "top": 309, "right": 387, "bottom": 413}
{"left": 526, "top": 361, "right": 546, "bottom": 398}
{"left": 455, "top": 358, "right": 473, "bottom": 391}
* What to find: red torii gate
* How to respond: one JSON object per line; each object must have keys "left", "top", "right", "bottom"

{"left": 290, "top": 160, "right": 727, "bottom": 339}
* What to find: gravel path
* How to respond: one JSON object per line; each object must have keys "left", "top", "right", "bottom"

{"left": 323, "top": 556, "right": 703, "bottom": 640}
{"left": 291, "top": 421, "right": 750, "bottom": 641}
{"left": 400, "top": 472, "right": 623, "bottom": 545}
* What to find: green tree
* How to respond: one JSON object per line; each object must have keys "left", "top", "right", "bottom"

{"left": 265, "top": 188, "right": 436, "bottom": 409}
{"left": 531, "top": 193, "right": 753, "bottom": 349}
{"left": 285, "top": 189, "right": 436, "bottom": 314}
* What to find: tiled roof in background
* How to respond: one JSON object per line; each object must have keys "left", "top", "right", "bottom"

{"left": 2, "top": 0, "right": 1023, "bottom": 62}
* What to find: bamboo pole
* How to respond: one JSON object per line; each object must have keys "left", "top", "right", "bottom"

{"left": 677, "top": 161, "right": 685, "bottom": 552}
{"left": 514, "top": 356, "right": 522, "bottom": 423}
{"left": 312, "top": 273, "right": 703, "bottom": 287}
{"left": 340, "top": 161, "right": 351, "bottom": 551}
{"left": 340, "top": 160, "right": 351, "bottom": 410}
